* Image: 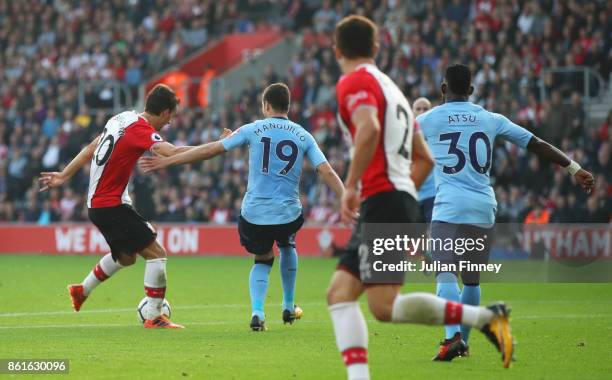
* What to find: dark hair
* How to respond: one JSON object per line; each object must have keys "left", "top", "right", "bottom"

{"left": 334, "top": 15, "right": 378, "bottom": 59}
{"left": 145, "top": 84, "right": 179, "bottom": 115}
{"left": 444, "top": 64, "right": 472, "bottom": 96}
{"left": 263, "top": 83, "right": 291, "bottom": 113}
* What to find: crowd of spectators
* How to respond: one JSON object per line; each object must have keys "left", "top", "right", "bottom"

{"left": 0, "top": 0, "right": 610, "bottom": 225}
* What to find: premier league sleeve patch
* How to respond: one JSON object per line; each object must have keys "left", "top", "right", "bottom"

{"left": 151, "top": 133, "right": 163, "bottom": 142}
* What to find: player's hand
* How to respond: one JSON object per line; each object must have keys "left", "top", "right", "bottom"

{"left": 574, "top": 169, "right": 595, "bottom": 194}
{"left": 138, "top": 156, "right": 169, "bottom": 173}
{"left": 340, "top": 186, "right": 360, "bottom": 224}
{"left": 219, "top": 128, "right": 232, "bottom": 139}
{"left": 38, "top": 172, "right": 67, "bottom": 192}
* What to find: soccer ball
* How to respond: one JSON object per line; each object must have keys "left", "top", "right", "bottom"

{"left": 136, "top": 297, "right": 172, "bottom": 323}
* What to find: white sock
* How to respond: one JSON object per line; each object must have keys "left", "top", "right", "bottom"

{"left": 391, "top": 292, "right": 446, "bottom": 324}
{"left": 329, "top": 302, "right": 370, "bottom": 380}
{"left": 82, "top": 253, "right": 123, "bottom": 296}
{"left": 143, "top": 258, "right": 167, "bottom": 320}
{"left": 461, "top": 304, "right": 494, "bottom": 329}
{"left": 391, "top": 292, "right": 494, "bottom": 328}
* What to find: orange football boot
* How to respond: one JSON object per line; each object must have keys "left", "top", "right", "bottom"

{"left": 68, "top": 284, "right": 87, "bottom": 312}
{"left": 143, "top": 314, "right": 185, "bottom": 329}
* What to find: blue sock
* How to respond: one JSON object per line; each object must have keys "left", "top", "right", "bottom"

{"left": 460, "top": 284, "right": 481, "bottom": 344}
{"left": 278, "top": 245, "right": 298, "bottom": 311}
{"left": 436, "top": 272, "right": 461, "bottom": 339}
{"left": 249, "top": 262, "right": 272, "bottom": 319}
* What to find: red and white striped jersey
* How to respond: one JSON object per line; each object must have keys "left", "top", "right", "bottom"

{"left": 336, "top": 63, "right": 418, "bottom": 200}
{"left": 87, "top": 111, "right": 163, "bottom": 208}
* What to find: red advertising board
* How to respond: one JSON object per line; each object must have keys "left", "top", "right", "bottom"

{"left": 0, "top": 224, "right": 352, "bottom": 257}
{"left": 521, "top": 224, "right": 611, "bottom": 260}
{"left": 147, "top": 31, "right": 283, "bottom": 107}
{"left": 178, "top": 31, "right": 282, "bottom": 76}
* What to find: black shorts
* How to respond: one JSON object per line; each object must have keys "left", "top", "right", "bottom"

{"left": 430, "top": 221, "right": 494, "bottom": 285}
{"left": 88, "top": 204, "right": 157, "bottom": 260}
{"left": 238, "top": 214, "right": 305, "bottom": 255}
{"left": 338, "top": 190, "right": 423, "bottom": 284}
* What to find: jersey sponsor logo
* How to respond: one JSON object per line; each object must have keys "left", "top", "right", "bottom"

{"left": 346, "top": 90, "right": 369, "bottom": 110}
{"left": 151, "top": 133, "right": 163, "bottom": 142}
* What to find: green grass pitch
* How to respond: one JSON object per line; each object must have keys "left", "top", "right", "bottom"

{"left": 1, "top": 255, "right": 611, "bottom": 379}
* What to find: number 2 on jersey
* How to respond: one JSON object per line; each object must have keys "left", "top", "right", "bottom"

{"left": 260, "top": 137, "right": 298, "bottom": 175}
{"left": 396, "top": 104, "right": 411, "bottom": 159}
{"left": 439, "top": 131, "right": 491, "bottom": 174}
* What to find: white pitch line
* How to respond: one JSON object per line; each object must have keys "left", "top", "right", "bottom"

{"left": 0, "top": 302, "right": 327, "bottom": 318}
{"left": 3, "top": 299, "right": 609, "bottom": 318}
{"left": 516, "top": 314, "right": 611, "bottom": 320}
{"left": 504, "top": 299, "right": 612, "bottom": 304}
{"left": 1, "top": 299, "right": 610, "bottom": 319}
{"left": 1, "top": 314, "right": 610, "bottom": 330}
{"left": 0, "top": 319, "right": 327, "bottom": 330}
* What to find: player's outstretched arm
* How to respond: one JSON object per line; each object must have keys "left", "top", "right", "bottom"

{"left": 39, "top": 136, "right": 100, "bottom": 192}
{"left": 140, "top": 141, "right": 227, "bottom": 172}
{"left": 150, "top": 142, "right": 194, "bottom": 157}
{"left": 150, "top": 128, "right": 231, "bottom": 158}
{"left": 411, "top": 131, "right": 434, "bottom": 189}
{"left": 526, "top": 136, "right": 595, "bottom": 193}
{"left": 140, "top": 128, "right": 232, "bottom": 172}
{"left": 316, "top": 162, "right": 345, "bottom": 198}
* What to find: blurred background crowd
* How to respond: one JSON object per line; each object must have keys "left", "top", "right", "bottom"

{"left": 0, "top": 0, "right": 610, "bottom": 225}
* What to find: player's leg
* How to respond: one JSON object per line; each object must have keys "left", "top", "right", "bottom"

{"left": 68, "top": 251, "right": 131, "bottom": 312}
{"left": 107, "top": 205, "right": 182, "bottom": 328}
{"left": 429, "top": 221, "right": 464, "bottom": 360}
{"left": 277, "top": 242, "right": 300, "bottom": 322}
{"left": 365, "top": 285, "right": 468, "bottom": 363}
{"left": 82, "top": 252, "right": 133, "bottom": 294}
{"left": 81, "top": 252, "right": 130, "bottom": 295}
{"left": 365, "top": 284, "right": 490, "bottom": 326}
{"left": 249, "top": 249, "right": 274, "bottom": 331}
{"left": 139, "top": 239, "right": 183, "bottom": 329}
{"left": 139, "top": 240, "right": 168, "bottom": 320}
{"left": 434, "top": 271, "right": 464, "bottom": 360}
{"left": 365, "top": 285, "right": 513, "bottom": 367}
{"left": 459, "top": 283, "right": 480, "bottom": 349}
{"left": 274, "top": 214, "right": 305, "bottom": 323}
{"left": 327, "top": 269, "right": 367, "bottom": 380}
{"left": 327, "top": 225, "right": 369, "bottom": 380}
{"left": 459, "top": 224, "right": 493, "bottom": 350}
{"left": 238, "top": 215, "right": 275, "bottom": 331}
{"left": 69, "top": 207, "right": 136, "bottom": 312}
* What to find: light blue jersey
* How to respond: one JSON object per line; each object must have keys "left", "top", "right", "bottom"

{"left": 221, "top": 117, "right": 327, "bottom": 225}
{"left": 417, "top": 142, "right": 437, "bottom": 201}
{"left": 417, "top": 102, "right": 533, "bottom": 226}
